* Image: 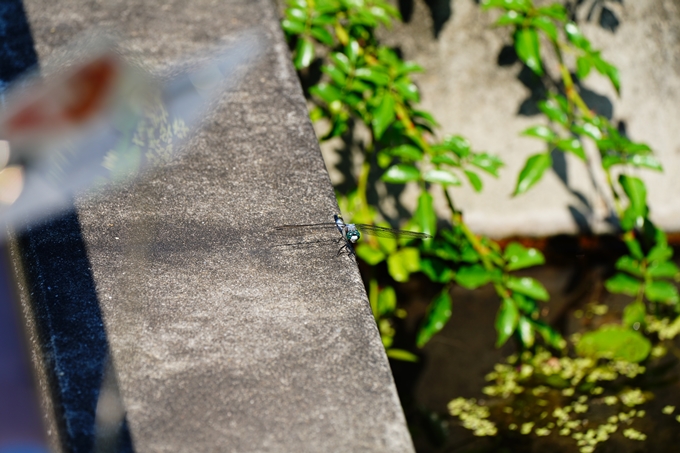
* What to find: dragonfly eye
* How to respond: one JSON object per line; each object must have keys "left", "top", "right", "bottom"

{"left": 347, "top": 231, "right": 360, "bottom": 243}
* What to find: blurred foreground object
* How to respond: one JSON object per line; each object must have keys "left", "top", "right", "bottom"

{"left": 0, "top": 33, "right": 261, "bottom": 234}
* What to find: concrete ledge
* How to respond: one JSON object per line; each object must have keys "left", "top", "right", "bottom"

{"left": 14, "top": 0, "right": 415, "bottom": 451}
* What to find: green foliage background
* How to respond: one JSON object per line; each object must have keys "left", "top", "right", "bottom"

{"left": 281, "top": 0, "right": 680, "bottom": 450}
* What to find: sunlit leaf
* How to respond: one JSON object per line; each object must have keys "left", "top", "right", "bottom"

{"left": 386, "top": 348, "right": 419, "bottom": 362}
{"left": 382, "top": 164, "right": 419, "bottom": 183}
{"left": 372, "top": 94, "right": 396, "bottom": 139}
{"left": 420, "top": 257, "right": 454, "bottom": 283}
{"left": 294, "top": 37, "right": 315, "bottom": 69}
{"left": 504, "top": 242, "right": 545, "bottom": 271}
{"left": 389, "top": 144, "right": 423, "bottom": 161}
{"left": 514, "top": 152, "right": 552, "bottom": 195}
{"left": 605, "top": 273, "right": 642, "bottom": 296}
{"left": 576, "top": 325, "right": 651, "bottom": 363}
{"left": 556, "top": 138, "right": 586, "bottom": 161}
{"left": 522, "top": 125, "right": 556, "bottom": 141}
{"left": 310, "top": 26, "right": 334, "bottom": 45}
{"left": 515, "top": 27, "right": 543, "bottom": 75}
{"left": 470, "top": 152, "right": 504, "bottom": 177}
{"left": 645, "top": 280, "right": 679, "bottom": 304}
{"left": 623, "top": 301, "right": 646, "bottom": 329}
{"left": 417, "top": 289, "right": 452, "bottom": 347}
{"left": 615, "top": 255, "right": 643, "bottom": 277}
{"left": 464, "top": 170, "right": 483, "bottom": 192}
{"left": 576, "top": 55, "right": 592, "bottom": 79}
{"left": 377, "top": 285, "right": 396, "bottom": 316}
{"left": 455, "top": 264, "right": 494, "bottom": 289}
{"left": 496, "top": 297, "right": 519, "bottom": 347}
{"left": 424, "top": 169, "right": 461, "bottom": 186}
{"left": 355, "top": 243, "right": 386, "bottom": 265}
{"left": 518, "top": 316, "right": 535, "bottom": 347}
{"left": 647, "top": 261, "right": 680, "bottom": 279}
{"left": 619, "top": 174, "right": 647, "bottom": 219}
{"left": 564, "top": 22, "right": 590, "bottom": 51}
{"left": 531, "top": 16, "right": 558, "bottom": 41}
{"left": 507, "top": 276, "right": 549, "bottom": 301}
{"left": 387, "top": 247, "right": 420, "bottom": 282}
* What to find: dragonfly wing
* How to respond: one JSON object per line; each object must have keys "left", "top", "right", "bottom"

{"left": 355, "top": 224, "right": 432, "bottom": 239}
{"left": 274, "top": 222, "right": 338, "bottom": 231}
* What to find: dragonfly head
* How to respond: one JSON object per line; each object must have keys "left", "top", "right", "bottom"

{"left": 346, "top": 229, "right": 360, "bottom": 243}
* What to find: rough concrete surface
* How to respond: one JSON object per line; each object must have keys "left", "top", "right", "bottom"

{"left": 17, "top": 0, "right": 415, "bottom": 451}
{"left": 368, "top": 0, "right": 680, "bottom": 238}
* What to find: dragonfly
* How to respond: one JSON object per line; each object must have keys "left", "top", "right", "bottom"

{"left": 275, "top": 214, "right": 432, "bottom": 255}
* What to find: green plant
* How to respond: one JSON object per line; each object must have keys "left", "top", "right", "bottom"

{"left": 282, "top": 0, "right": 561, "bottom": 362}
{"left": 282, "top": 0, "right": 680, "bottom": 450}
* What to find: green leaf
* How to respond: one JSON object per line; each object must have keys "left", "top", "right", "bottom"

{"left": 515, "top": 27, "right": 543, "bottom": 75}
{"left": 355, "top": 243, "right": 386, "bottom": 265}
{"left": 441, "top": 135, "right": 471, "bottom": 157}
{"left": 623, "top": 301, "right": 646, "bottom": 329}
{"left": 387, "top": 247, "right": 421, "bottom": 282}
{"left": 619, "top": 174, "right": 647, "bottom": 220}
{"left": 482, "top": 0, "right": 530, "bottom": 12}
{"left": 464, "top": 170, "right": 483, "bottom": 192}
{"left": 647, "top": 261, "right": 680, "bottom": 279}
{"left": 372, "top": 94, "right": 396, "bottom": 139}
{"left": 286, "top": 7, "right": 307, "bottom": 21}
{"left": 514, "top": 152, "right": 552, "bottom": 195}
{"left": 647, "top": 243, "right": 673, "bottom": 263}
{"left": 496, "top": 298, "right": 519, "bottom": 347}
{"left": 310, "top": 83, "right": 342, "bottom": 104}
{"left": 576, "top": 55, "right": 592, "bottom": 79}
{"left": 645, "top": 280, "right": 679, "bottom": 304}
{"left": 556, "top": 138, "right": 586, "bottom": 161}
{"left": 377, "top": 286, "right": 396, "bottom": 316}
{"left": 346, "top": 39, "right": 360, "bottom": 63}
{"left": 329, "top": 52, "right": 351, "bottom": 73}
{"left": 512, "top": 293, "right": 537, "bottom": 314}
{"left": 386, "top": 348, "right": 419, "bottom": 362}
{"left": 281, "top": 18, "right": 306, "bottom": 34}
{"left": 470, "top": 153, "right": 504, "bottom": 177}
{"left": 624, "top": 236, "right": 644, "bottom": 260}
{"left": 322, "top": 65, "right": 347, "bottom": 85}
{"left": 417, "top": 289, "right": 452, "bottom": 347}
{"left": 389, "top": 144, "right": 423, "bottom": 161}
{"left": 496, "top": 10, "right": 524, "bottom": 26}
{"left": 538, "top": 99, "right": 567, "bottom": 125}
{"left": 455, "top": 264, "right": 494, "bottom": 289}
{"left": 382, "top": 164, "right": 420, "bottom": 183}
{"left": 424, "top": 169, "right": 461, "bottom": 186}
{"left": 415, "top": 191, "right": 437, "bottom": 239}
{"left": 629, "top": 154, "right": 663, "bottom": 171}
{"left": 522, "top": 125, "right": 556, "bottom": 141}
{"left": 576, "top": 325, "right": 651, "bottom": 363}
{"left": 518, "top": 316, "right": 535, "bottom": 348}
{"left": 533, "top": 320, "right": 565, "bottom": 350}
{"left": 355, "top": 67, "right": 390, "bottom": 85}
{"left": 420, "top": 257, "right": 454, "bottom": 283}
{"left": 504, "top": 242, "right": 545, "bottom": 271}
{"left": 507, "top": 276, "right": 549, "bottom": 301}
{"left": 615, "top": 255, "right": 643, "bottom": 277}
{"left": 537, "top": 4, "right": 567, "bottom": 21}
{"left": 394, "top": 80, "right": 419, "bottom": 102}
{"left": 294, "top": 37, "right": 315, "bottom": 69}
{"left": 531, "top": 16, "right": 558, "bottom": 41}
{"left": 605, "top": 273, "right": 642, "bottom": 296}
{"left": 310, "top": 26, "right": 334, "bottom": 45}
{"left": 564, "top": 22, "right": 590, "bottom": 51}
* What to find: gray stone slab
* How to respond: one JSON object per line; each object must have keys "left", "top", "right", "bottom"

{"left": 365, "top": 0, "right": 680, "bottom": 238}
{"left": 16, "top": 0, "right": 414, "bottom": 451}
